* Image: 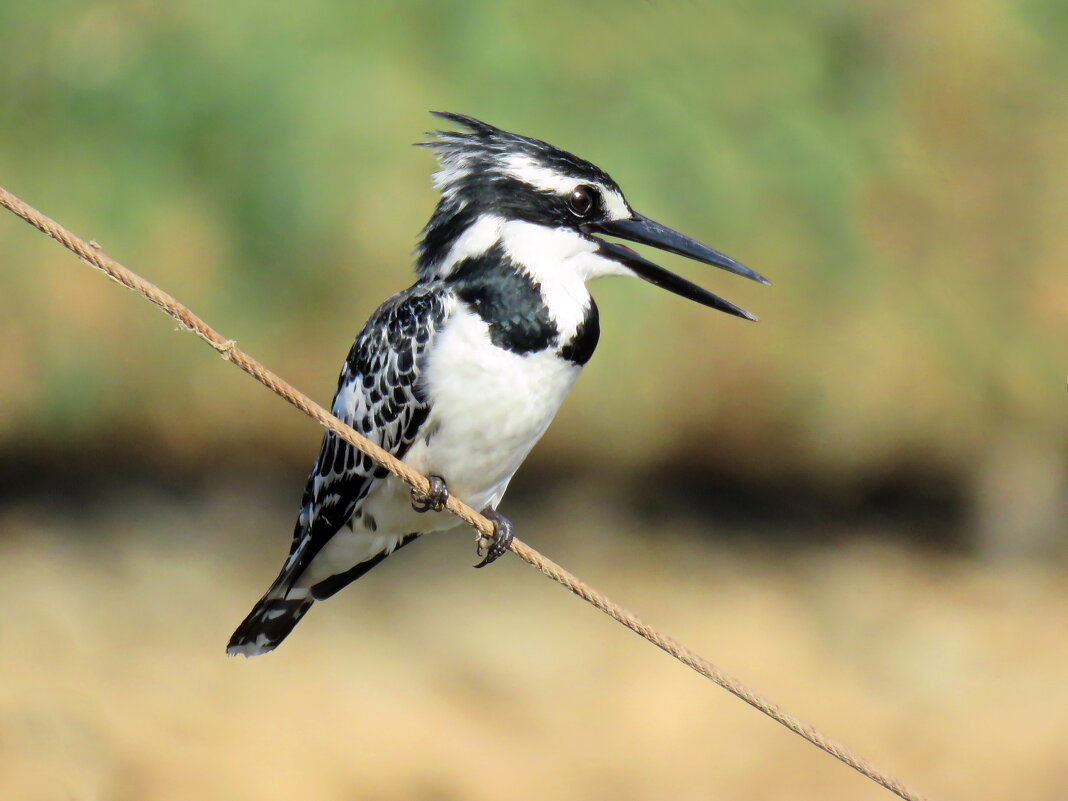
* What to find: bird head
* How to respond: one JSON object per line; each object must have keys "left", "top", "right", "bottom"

{"left": 417, "top": 112, "right": 768, "bottom": 321}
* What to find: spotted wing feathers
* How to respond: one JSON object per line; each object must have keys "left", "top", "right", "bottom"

{"left": 287, "top": 285, "right": 450, "bottom": 579}
{"left": 227, "top": 285, "right": 450, "bottom": 657}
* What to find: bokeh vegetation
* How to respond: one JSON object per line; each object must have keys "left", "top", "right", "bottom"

{"left": 2, "top": 1, "right": 1066, "bottom": 542}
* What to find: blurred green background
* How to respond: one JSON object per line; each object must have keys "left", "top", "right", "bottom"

{"left": 1, "top": 2, "right": 1067, "bottom": 800}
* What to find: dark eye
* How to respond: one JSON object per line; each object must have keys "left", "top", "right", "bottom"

{"left": 568, "top": 185, "right": 595, "bottom": 216}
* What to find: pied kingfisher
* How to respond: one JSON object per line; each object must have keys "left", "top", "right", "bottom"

{"left": 228, "top": 112, "right": 768, "bottom": 656}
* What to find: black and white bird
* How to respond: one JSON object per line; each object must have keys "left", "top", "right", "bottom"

{"left": 227, "top": 112, "right": 768, "bottom": 656}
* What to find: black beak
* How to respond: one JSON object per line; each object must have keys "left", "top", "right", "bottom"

{"left": 586, "top": 212, "right": 768, "bottom": 321}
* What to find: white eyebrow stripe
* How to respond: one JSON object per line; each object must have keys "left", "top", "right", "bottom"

{"left": 501, "top": 154, "right": 631, "bottom": 221}
{"left": 502, "top": 154, "right": 581, "bottom": 193}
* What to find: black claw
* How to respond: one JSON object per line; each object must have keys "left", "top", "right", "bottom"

{"left": 412, "top": 475, "right": 449, "bottom": 513}
{"left": 474, "top": 507, "right": 514, "bottom": 568}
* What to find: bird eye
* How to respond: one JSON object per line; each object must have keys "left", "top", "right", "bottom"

{"left": 568, "top": 185, "right": 595, "bottom": 217}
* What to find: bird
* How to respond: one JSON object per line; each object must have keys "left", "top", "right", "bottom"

{"left": 227, "top": 112, "right": 768, "bottom": 657}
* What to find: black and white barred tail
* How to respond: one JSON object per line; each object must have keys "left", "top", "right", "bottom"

{"left": 227, "top": 533, "right": 421, "bottom": 657}
{"left": 227, "top": 594, "right": 314, "bottom": 658}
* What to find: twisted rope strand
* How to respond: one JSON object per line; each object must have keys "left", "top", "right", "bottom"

{"left": 0, "top": 184, "right": 931, "bottom": 801}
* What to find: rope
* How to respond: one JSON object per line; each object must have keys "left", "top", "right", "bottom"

{"left": 0, "top": 184, "right": 931, "bottom": 801}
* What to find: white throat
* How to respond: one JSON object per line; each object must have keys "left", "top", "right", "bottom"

{"left": 498, "top": 221, "right": 624, "bottom": 340}
{"left": 429, "top": 215, "right": 632, "bottom": 342}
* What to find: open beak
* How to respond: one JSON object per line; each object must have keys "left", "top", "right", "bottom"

{"left": 585, "top": 212, "right": 768, "bottom": 322}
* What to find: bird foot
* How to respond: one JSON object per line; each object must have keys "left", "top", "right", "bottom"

{"left": 474, "top": 507, "right": 514, "bottom": 568}
{"left": 412, "top": 475, "right": 449, "bottom": 513}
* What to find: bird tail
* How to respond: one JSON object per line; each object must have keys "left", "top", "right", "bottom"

{"left": 226, "top": 581, "right": 314, "bottom": 658}
{"left": 227, "top": 532, "right": 422, "bottom": 657}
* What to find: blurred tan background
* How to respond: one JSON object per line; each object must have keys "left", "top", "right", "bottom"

{"left": 1, "top": 1, "right": 1066, "bottom": 799}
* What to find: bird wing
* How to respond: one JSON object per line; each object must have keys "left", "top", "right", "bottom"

{"left": 283, "top": 283, "right": 451, "bottom": 585}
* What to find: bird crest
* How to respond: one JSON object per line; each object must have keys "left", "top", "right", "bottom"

{"left": 418, "top": 112, "right": 618, "bottom": 201}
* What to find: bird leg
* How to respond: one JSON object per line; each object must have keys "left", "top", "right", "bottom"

{"left": 411, "top": 474, "right": 449, "bottom": 513}
{"left": 474, "top": 506, "right": 514, "bottom": 568}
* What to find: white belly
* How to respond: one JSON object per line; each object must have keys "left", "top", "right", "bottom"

{"left": 382, "top": 306, "right": 578, "bottom": 520}
{"left": 347, "top": 307, "right": 580, "bottom": 543}
{"left": 421, "top": 307, "right": 580, "bottom": 496}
